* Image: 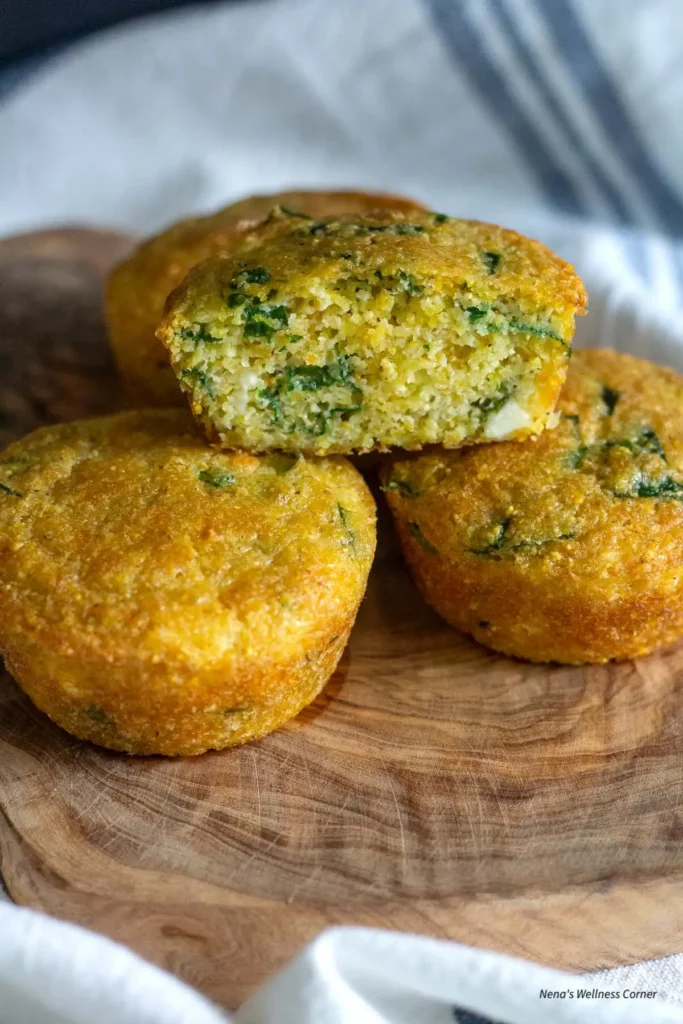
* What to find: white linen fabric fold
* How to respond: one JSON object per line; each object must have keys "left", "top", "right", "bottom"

{"left": 2, "top": 904, "right": 683, "bottom": 1024}
{"left": 0, "top": 903, "right": 226, "bottom": 1024}
{"left": 2, "top": 0, "right": 683, "bottom": 1019}
{"left": 1, "top": 0, "right": 683, "bottom": 291}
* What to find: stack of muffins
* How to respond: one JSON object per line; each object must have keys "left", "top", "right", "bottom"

{"left": 2, "top": 188, "right": 682, "bottom": 757}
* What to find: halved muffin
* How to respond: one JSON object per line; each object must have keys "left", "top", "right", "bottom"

{"left": 158, "top": 210, "right": 586, "bottom": 454}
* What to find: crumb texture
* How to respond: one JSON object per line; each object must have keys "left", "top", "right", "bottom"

{"left": 159, "top": 210, "right": 586, "bottom": 453}
{"left": 106, "top": 190, "right": 427, "bottom": 406}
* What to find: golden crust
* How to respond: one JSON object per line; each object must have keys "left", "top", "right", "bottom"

{"left": 105, "top": 190, "right": 427, "bottom": 406}
{"left": 383, "top": 349, "right": 683, "bottom": 664}
{"left": 157, "top": 210, "right": 585, "bottom": 455}
{"left": 164, "top": 210, "right": 586, "bottom": 333}
{"left": 0, "top": 410, "right": 376, "bottom": 754}
{"left": 224, "top": 188, "right": 427, "bottom": 221}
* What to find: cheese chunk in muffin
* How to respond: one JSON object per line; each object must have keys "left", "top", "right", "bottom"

{"left": 106, "top": 189, "right": 427, "bottom": 406}
{"left": 0, "top": 410, "right": 376, "bottom": 755}
{"left": 158, "top": 210, "right": 586, "bottom": 454}
{"left": 383, "top": 349, "right": 683, "bottom": 664}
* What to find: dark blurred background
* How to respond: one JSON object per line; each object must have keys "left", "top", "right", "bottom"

{"left": 0, "top": 0, "right": 232, "bottom": 67}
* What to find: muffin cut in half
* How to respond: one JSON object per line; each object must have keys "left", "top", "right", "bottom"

{"left": 383, "top": 349, "right": 683, "bottom": 664}
{"left": 0, "top": 410, "right": 376, "bottom": 755}
{"left": 158, "top": 209, "right": 586, "bottom": 454}
{"left": 106, "top": 189, "right": 427, "bottom": 406}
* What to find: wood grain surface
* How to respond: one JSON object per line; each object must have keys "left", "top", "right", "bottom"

{"left": 2, "top": 228, "right": 683, "bottom": 1010}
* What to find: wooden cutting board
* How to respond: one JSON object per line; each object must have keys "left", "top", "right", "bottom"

{"left": 2, "top": 228, "right": 683, "bottom": 1010}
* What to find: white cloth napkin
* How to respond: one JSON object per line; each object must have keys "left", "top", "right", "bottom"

{"left": 3, "top": 903, "right": 683, "bottom": 1024}
{"left": 2, "top": 0, "right": 683, "bottom": 1018}
{"left": 0, "top": 903, "right": 224, "bottom": 1024}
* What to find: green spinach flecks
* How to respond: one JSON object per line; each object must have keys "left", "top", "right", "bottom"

{"left": 303, "top": 221, "right": 426, "bottom": 239}
{"left": 565, "top": 446, "right": 589, "bottom": 470}
{"left": 260, "top": 384, "right": 283, "bottom": 425}
{"left": 408, "top": 521, "right": 439, "bottom": 554}
{"left": 393, "top": 223, "right": 426, "bottom": 236}
{"left": 0, "top": 482, "right": 21, "bottom": 497}
{"left": 397, "top": 270, "right": 424, "bottom": 296}
{"left": 614, "top": 476, "right": 683, "bottom": 501}
{"left": 382, "top": 479, "right": 418, "bottom": 498}
{"left": 458, "top": 303, "right": 563, "bottom": 345}
{"left": 198, "top": 469, "right": 236, "bottom": 488}
{"left": 601, "top": 385, "right": 621, "bottom": 415}
{"left": 86, "top": 705, "right": 112, "bottom": 724}
{"left": 635, "top": 427, "right": 666, "bottom": 459}
{"left": 277, "top": 206, "right": 313, "bottom": 219}
{"left": 470, "top": 517, "right": 575, "bottom": 556}
{"left": 243, "top": 319, "right": 278, "bottom": 341}
{"left": 260, "top": 353, "right": 362, "bottom": 434}
{"left": 304, "top": 404, "right": 361, "bottom": 435}
{"left": 243, "top": 301, "right": 289, "bottom": 341}
{"left": 335, "top": 352, "right": 360, "bottom": 390}
{"left": 467, "top": 306, "right": 488, "bottom": 323}
{"left": 506, "top": 319, "right": 563, "bottom": 343}
{"left": 434, "top": 213, "right": 449, "bottom": 224}
{"left": 360, "top": 223, "right": 425, "bottom": 235}
{"left": 482, "top": 251, "right": 501, "bottom": 274}
{"left": 285, "top": 364, "right": 338, "bottom": 392}
{"left": 226, "top": 267, "right": 271, "bottom": 304}
{"left": 562, "top": 413, "right": 582, "bottom": 441}
{"left": 309, "top": 412, "right": 329, "bottom": 436}
{"left": 568, "top": 426, "right": 667, "bottom": 470}
{"left": 469, "top": 517, "right": 512, "bottom": 555}
{"left": 179, "top": 367, "right": 215, "bottom": 398}
{"left": 475, "top": 382, "right": 514, "bottom": 419}
{"left": 242, "top": 266, "right": 270, "bottom": 284}
{"left": 284, "top": 355, "right": 360, "bottom": 394}
{"left": 337, "top": 504, "right": 357, "bottom": 553}
{"left": 328, "top": 405, "right": 362, "bottom": 418}
{"left": 178, "top": 324, "right": 217, "bottom": 343}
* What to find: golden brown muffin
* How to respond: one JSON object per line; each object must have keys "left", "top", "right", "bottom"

{"left": 382, "top": 349, "right": 683, "bottom": 664}
{"left": 106, "top": 189, "right": 427, "bottom": 406}
{"left": 0, "top": 410, "right": 376, "bottom": 754}
{"left": 158, "top": 210, "right": 585, "bottom": 456}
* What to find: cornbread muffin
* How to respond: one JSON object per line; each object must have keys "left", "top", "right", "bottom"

{"left": 0, "top": 410, "right": 376, "bottom": 755}
{"left": 383, "top": 349, "right": 683, "bottom": 664}
{"left": 158, "top": 210, "right": 585, "bottom": 455}
{"left": 106, "top": 189, "right": 426, "bottom": 406}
